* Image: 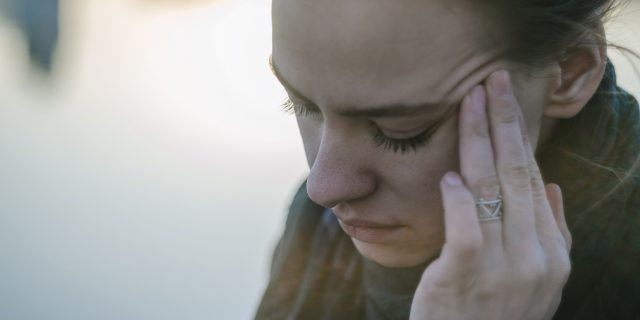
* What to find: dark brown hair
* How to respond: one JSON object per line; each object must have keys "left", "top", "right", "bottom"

{"left": 476, "top": 0, "right": 639, "bottom": 197}
{"left": 479, "top": 0, "right": 627, "bottom": 66}
{"left": 476, "top": 1, "right": 640, "bottom": 317}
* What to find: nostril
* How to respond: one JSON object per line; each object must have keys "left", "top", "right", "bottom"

{"left": 305, "top": 128, "right": 377, "bottom": 207}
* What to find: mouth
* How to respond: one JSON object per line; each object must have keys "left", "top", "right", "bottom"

{"left": 337, "top": 218, "right": 404, "bottom": 244}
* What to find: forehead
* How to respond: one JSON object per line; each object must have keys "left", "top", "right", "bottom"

{"left": 272, "top": 0, "right": 501, "bottom": 109}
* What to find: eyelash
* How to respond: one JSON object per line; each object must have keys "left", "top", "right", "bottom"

{"left": 281, "top": 99, "right": 436, "bottom": 154}
{"left": 281, "top": 99, "right": 323, "bottom": 119}
{"left": 372, "top": 128, "right": 435, "bottom": 154}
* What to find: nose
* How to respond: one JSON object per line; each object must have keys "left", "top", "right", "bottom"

{"left": 306, "top": 127, "right": 377, "bottom": 208}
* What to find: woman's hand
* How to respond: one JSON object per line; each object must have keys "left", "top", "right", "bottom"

{"left": 410, "top": 71, "right": 572, "bottom": 320}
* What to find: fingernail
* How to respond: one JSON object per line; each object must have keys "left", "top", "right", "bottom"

{"left": 471, "top": 85, "right": 485, "bottom": 114}
{"left": 443, "top": 172, "right": 463, "bottom": 187}
{"left": 490, "top": 70, "right": 512, "bottom": 98}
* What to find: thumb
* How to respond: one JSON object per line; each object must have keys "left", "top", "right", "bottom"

{"left": 439, "top": 172, "right": 483, "bottom": 267}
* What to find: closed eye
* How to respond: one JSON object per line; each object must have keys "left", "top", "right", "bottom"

{"left": 281, "top": 98, "right": 446, "bottom": 154}
{"left": 373, "top": 126, "right": 437, "bottom": 154}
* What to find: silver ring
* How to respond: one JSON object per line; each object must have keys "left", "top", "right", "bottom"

{"left": 475, "top": 195, "right": 503, "bottom": 221}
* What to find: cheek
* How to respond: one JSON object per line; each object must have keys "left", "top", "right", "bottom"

{"left": 375, "top": 119, "right": 460, "bottom": 196}
{"left": 296, "top": 113, "right": 461, "bottom": 196}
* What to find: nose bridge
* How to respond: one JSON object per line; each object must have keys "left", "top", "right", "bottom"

{"left": 306, "top": 120, "right": 376, "bottom": 208}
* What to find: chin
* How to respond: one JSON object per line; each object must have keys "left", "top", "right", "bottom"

{"left": 352, "top": 238, "right": 437, "bottom": 268}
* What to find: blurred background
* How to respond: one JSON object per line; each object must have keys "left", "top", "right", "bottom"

{"left": 0, "top": 0, "right": 638, "bottom": 319}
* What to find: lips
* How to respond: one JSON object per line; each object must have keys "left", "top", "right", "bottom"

{"left": 337, "top": 217, "right": 404, "bottom": 243}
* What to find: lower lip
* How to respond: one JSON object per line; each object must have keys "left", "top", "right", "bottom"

{"left": 339, "top": 221, "right": 404, "bottom": 243}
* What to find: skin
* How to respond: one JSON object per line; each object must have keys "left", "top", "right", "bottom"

{"left": 272, "top": 0, "right": 559, "bottom": 267}
{"left": 408, "top": 73, "right": 571, "bottom": 319}
{"left": 269, "top": 0, "right": 609, "bottom": 317}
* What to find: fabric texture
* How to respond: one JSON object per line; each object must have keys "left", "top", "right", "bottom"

{"left": 255, "top": 61, "right": 640, "bottom": 320}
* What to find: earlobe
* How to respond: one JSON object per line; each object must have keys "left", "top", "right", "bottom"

{"left": 544, "top": 40, "right": 607, "bottom": 119}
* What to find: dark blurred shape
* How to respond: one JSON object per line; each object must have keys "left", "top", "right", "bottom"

{"left": 0, "top": 0, "right": 60, "bottom": 73}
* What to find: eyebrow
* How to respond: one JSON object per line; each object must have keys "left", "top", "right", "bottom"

{"left": 269, "top": 54, "right": 453, "bottom": 118}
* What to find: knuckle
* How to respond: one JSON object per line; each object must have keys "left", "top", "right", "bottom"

{"left": 548, "top": 228, "right": 572, "bottom": 256}
{"left": 555, "top": 234, "right": 568, "bottom": 252}
{"left": 449, "top": 238, "right": 483, "bottom": 260}
{"left": 550, "top": 253, "right": 572, "bottom": 285}
{"left": 527, "top": 161, "right": 544, "bottom": 188}
{"left": 469, "top": 175, "right": 501, "bottom": 198}
{"left": 498, "top": 106, "right": 518, "bottom": 124}
{"left": 527, "top": 161, "right": 543, "bottom": 181}
{"left": 469, "top": 121, "right": 489, "bottom": 139}
{"left": 475, "top": 285, "right": 499, "bottom": 302}
{"left": 505, "top": 165, "right": 530, "bottom": 191}
{"left": 559, "top": 260, "right": 572, "bottom": 282}
{"left": 560, "top": 258, "right": 572, "bottom": 282}
{"left": 565, "top": 233, "right": 573, "bottom": 252}
{"left": 530, "top": 176, "right": 547, "bottom": 200}
{"left": 517, "top": 258, "right": 547, "bottom": 284}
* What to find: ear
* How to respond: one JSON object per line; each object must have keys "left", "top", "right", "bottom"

{"left": 544, "top": 31, "right": 607, "bottom": 119}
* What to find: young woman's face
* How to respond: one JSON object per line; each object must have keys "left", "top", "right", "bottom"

{"left": 272, "top": 0, "right": 557, "bottom": 267}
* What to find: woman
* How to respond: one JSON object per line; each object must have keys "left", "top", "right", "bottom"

{"left": 256, "top": 0, "right": 640, "bottom": 318}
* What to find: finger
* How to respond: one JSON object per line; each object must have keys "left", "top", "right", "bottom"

{"left": 515, "top": 110, "right": 570, "bottom": 254}
{"left": 514, "top": 97, "right": 571, "bottom": 287}
{"left": 439, "top": 171, "right": 483, "bottom": 273}
{"left": 459, "top": 85, "right": 502, "bottom": 249}
{"left": 486, "top": 70, "right": 538, "bottom": 247}
{"left": 545, "top": 184, "right": 572, "bottom": 252}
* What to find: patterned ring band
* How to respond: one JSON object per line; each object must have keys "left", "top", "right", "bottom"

{"left": 475, "top": 195, "right": 503, "bottom": 222}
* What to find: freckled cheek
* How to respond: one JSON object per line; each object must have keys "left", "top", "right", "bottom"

{"left": 296, "top": 115, "right": 462, "bottom": 193}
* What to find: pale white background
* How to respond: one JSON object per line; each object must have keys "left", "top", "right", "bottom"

{"left": 0, "top": 0, "right": 638, "bottom": 319}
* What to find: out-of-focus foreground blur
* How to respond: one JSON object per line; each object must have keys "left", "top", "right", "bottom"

{"left": 0, "top": 0, "right": 638, "bottom": 319}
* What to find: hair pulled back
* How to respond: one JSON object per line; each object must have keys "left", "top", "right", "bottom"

{"left": 468, "top": 0, "right": 640, "bottom": 218}
{"left": 477, "top": 0, "right": 622, "bottom": 66}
